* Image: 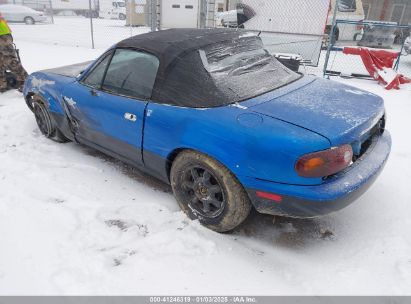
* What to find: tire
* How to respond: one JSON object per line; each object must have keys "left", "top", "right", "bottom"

{"left": 170, "top": 150, "right": 252, "bottom": 232}
{"left": 336, "top": 28, "right": 340, "bottom": 40}
{"left": 25, "top": 95, "right": 35, "bottom": 113}
{"left": 119, "top": 13, "right": 126, "bottom": 20}
{"left": 332, "top": 27, "right": 339, "bottom": 43}
{"left": 24, "top": 17, "right": 35, "bottom": 25}
{"left": 33, "top": 100, "right": 70, "bottom": 143}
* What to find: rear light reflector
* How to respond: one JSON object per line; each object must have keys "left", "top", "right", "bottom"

{"left": 256, "top": 191, "right": 282, "bottom": 202}
{"left": 295, "top": 144, "right": 353, "bottom": 178}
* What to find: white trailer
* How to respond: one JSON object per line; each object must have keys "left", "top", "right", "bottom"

{"left": 161, "top": 0, "right": 222, "bottom": 28}
{"left": 239, "top": 0, "right": 331, "bottom": 66}
{"left": 99, "top": 0, "right": 126, "bottom": 20}
{"left": 161, "top": 0, "right": 199, "bottom": 28}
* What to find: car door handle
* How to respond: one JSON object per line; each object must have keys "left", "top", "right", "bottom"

{"left": 124, "top": 113, "right": 137, "bottom": 122}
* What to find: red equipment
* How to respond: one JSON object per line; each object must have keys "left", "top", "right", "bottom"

{"left": 343, "top": 46, "right": 411, "bottom": 90}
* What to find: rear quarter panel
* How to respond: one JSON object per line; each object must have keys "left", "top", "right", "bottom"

{"left": 143, "top": 103, "right": 331, "bottom": 186}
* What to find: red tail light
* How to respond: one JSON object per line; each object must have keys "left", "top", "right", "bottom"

{"left": 295, "top": 145, "right": 353, "bottom": 178}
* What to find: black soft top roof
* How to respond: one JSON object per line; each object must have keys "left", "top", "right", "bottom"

{"left": 115, "top": 29, "right": 299, "bottom": 108}
{"left": 117, "top": 28, "right": 250, "bottom": 70}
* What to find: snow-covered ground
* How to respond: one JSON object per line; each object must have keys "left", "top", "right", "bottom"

{"left": 324, "top": 47, "right": 411, "bottom": 77}
{"left": 1, "top": 20, "right": 411, "bottom": 295}
{"left": 9, "top": 16, "right": 150, "bottom": 49}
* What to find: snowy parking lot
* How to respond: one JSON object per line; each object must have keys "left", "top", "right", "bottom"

{"left": 8, "top": 16, "right": 150, "bottom": 49}
{"left": 0, "top": 19, "right": 411, "bottom": 295}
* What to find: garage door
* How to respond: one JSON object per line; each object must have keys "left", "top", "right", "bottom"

{"left": 161, "top": 0, "right": 198, "bottom": 28}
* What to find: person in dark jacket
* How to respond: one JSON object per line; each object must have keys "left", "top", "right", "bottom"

{"left": 0, "top": 12, "right": 28, "bottom": 93}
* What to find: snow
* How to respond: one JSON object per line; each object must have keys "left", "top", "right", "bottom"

{"left": 9, "top": 17, "right": 150, "bottom": 49}
{"left": 321, "top": 44, "right": 411, "bottom": 78}
{"left": 1, "top": 20, "right": 411, "bottom": 295}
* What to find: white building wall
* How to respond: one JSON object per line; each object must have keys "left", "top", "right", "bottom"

{"left": 161, "top": 0, "right": 199, "bottom": 28}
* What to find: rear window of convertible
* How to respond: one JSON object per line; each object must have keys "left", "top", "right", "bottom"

{"left": 157, "top": 36, "right": 301, "bottom": 108}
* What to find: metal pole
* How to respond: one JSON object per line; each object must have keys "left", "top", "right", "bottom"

{"left": 199, "top": 0, "right": 207, "bottom": 28}
{"left": 89, "top": 0, "right": 95, "bottom": 49}
{"left": 323, "top": 0, "right": 339, "bottom": 78}
{"left": 49, "top": 0, "right": 54, "bottom": 24}
{"left": 394, "top": 30, "right": 407, "bottom": 72}
{"left": 157, "top": 0, "right": 162, "bottom": 31}
{"left": 128, "top": 0, "right": 133, "bottom": 37}
{"left": 150, "top": 0, "right": 157, "bottom": 31}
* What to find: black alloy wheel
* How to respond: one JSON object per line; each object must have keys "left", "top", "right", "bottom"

{"left": 182, "top": 165, "right": 226, "bottom": 218}
{"left": 171, "top": 150, "right": 252, "bottom": 232}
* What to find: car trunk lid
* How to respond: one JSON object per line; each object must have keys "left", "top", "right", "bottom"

{"left": 248, "top": 77, "right": 385, "bottom": 147}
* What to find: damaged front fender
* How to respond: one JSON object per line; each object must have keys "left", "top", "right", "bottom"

{"left": 24, "top": 72, "right": 77, "bottom": 141}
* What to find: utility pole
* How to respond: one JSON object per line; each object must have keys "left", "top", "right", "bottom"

{"left": 150, "top": 0, "right": 157, "bottom": 31}
{"left": 199, "top": 0, "right": 207, "bottom": 28}
{"left": 49, "top": 0, "right": 54, "bottom": 24}
{"left": 89, "top": 0, "right": 95, "bottom": 49}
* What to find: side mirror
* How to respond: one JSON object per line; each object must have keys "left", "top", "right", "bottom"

{"left": 76, "top": 70, "right": 84, "bottom": 79}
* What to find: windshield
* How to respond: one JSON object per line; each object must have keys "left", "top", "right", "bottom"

{"left": 117, "top": 2, "right": 125, "bottom": 7}
{"left": 199, "top": 36, "right": 300, "bottom": 104}
{"left": 338, "top": 0, "right": 356, "bottom": 12}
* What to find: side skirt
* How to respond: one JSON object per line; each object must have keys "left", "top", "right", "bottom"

{"left": 49, "top": 112, "right": 171, "bottom": 185}
{"left": 76, "top": 135, "right": 171, "bottom": 185}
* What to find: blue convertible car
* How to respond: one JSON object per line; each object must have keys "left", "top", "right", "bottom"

{"left": 23, "top": 29, "right": 391, "bottom": 232}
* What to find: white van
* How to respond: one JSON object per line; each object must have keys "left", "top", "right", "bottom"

{"left": 99, "top": 0, "right": 126, "bottom": 20}
{"left": 327, "top": 0, "right": 365, "bottom": 42}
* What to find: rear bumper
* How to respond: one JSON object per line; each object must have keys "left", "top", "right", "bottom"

{"left": 244, "top": 131, "right": 392, "bottom": 218}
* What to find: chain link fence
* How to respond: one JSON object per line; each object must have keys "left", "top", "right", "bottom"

{"left": 1, "top": 0, "right": 157, "bottom": 49}
{"left": 323, "top": 0, "right": 411, "bottom": 79}
{"left": 3, "top": 0, "right": 410, "bottom": 79}
{"left": 89, "top": 0, "right": 154, "bottom": 49}
{"left": 207, "top": 0, "right": 330, "bottom": 68}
